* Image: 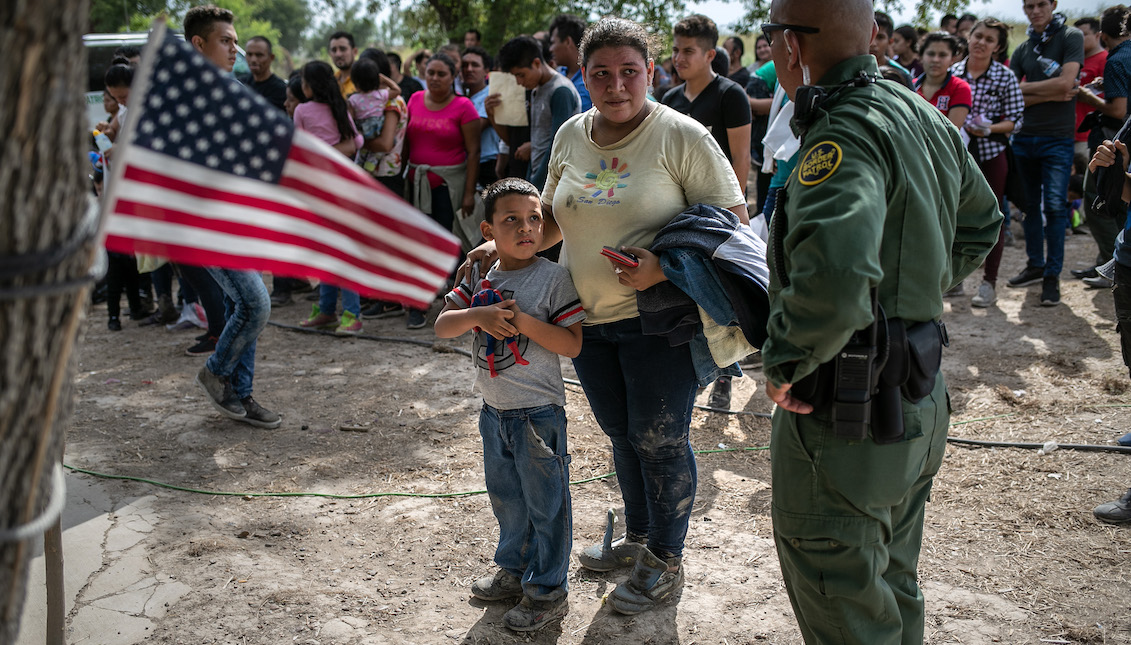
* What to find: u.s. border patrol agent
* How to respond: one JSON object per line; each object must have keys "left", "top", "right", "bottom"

{"left": 760, "top": 0, "right": 1002, "bottom": 642}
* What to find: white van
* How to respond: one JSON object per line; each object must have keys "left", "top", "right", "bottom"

{"left": 85, "top": 32, "right": 248, "bottom": 130}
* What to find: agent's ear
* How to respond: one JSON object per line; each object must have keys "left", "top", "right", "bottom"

{"left": 480, "top": 219, "right": 494, "bottom": 241}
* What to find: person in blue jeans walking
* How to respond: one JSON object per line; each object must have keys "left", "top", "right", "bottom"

{"left": 184, "top": 4, "right": 282, "bottom": 430}
{"left": 435, "top": 179, "right": 585, "bottom": 633}
{"left": 1005, "top": 0, "right": 1084, "bottom": 306}
{"left": 195, "top": 267, "right": 280, "bottom": 428}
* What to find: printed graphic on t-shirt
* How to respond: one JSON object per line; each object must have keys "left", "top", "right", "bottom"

{"left": 579, "top": 156, "right": 631, "bottom": 204}
{"left": 473, "top": 287, "right": 529, "bottom": 373}
{"left": 936, "top": 96, "right": 950, "bottom": 112}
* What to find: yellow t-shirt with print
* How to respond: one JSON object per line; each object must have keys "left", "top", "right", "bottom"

{"left": 542, "top": 104, "right": 745, "bottom": 325}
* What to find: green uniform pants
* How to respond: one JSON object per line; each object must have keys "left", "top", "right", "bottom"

{"left": 771, "top": 374, "right": 949, "bottom": 645}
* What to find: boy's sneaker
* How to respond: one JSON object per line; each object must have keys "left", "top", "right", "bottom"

{"left": 335, "top": 311, "right": 362, "bottom": 336}
{"left": 406, "top": 309, "right": 427, "bottom": 329}
{"left": 503, "top": 595, "right": 568, "bottom": 633}
{"left": 107, "top": 317, "right": 122, "bottom": 332}
{"left": 195, "top": 366, "right": 246, "bottom": 419}
{"left": 971, "top": 281, "right": 996, "bottom": 308}
{"left": 185, "top": 336, "right": 217, "bottom": 356}
{"left": 1006, "top": 264, "right": 1044, "bottom": 288}
{"left": 1040, "top": 275, "right": 1060, "bottom": 306}
{"left": 470, "top": 569, "right": 523, "bottom": 602}
{"left": 361, "top": 301, "right": 404, "bottom": 319}
{"left": 607, "top": 548, "right": 683, "bottom": 616}
{"left": 239, "top": 396, "right": 281, "bottom": 429}
{"left": 577, "top": 508, "right": 645, "bottom": 572}
{"left": 299, "top": 304, "right": 338, "bottom": 330}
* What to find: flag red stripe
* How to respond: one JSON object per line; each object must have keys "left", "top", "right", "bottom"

{"left": 111, "top": 201, "right": 442, "bottom": 289}
{"left": 104, "top": 234, "right": 436, "bottom": 308}
{"left": 122, "top": 164, "right": 457, "bottom": 256}
{"left": 287, "top": 139, "right": 376, "bottom": 184}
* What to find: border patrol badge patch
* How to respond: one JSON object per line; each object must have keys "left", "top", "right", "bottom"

{"left": 798, "top": 141, "right": 842, "bottom": 186}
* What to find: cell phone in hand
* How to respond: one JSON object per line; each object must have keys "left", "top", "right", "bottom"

{"left": 601, "top": 246, "right": 639, "bottom": 267}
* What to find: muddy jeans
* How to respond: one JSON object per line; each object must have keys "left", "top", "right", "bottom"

{"left": 571, "top": 317, "right": 699, "bottom": 559}
{"left": 480, "top": 403, "right": 571, "bottom": 602}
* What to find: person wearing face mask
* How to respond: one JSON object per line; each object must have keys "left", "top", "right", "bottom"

{"left": 759, "top": 0, "right": 1001, "bottom": 642}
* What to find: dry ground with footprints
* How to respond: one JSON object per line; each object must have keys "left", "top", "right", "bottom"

{"left": 54, "top": 220, "right": 1129, "bottom": 644}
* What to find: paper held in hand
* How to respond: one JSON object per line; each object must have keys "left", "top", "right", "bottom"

{"left": 488, "top": 71, "right": 528, "bottom": 127}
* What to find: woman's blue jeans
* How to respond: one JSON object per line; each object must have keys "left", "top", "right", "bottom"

{"left": 480, "top": 404, "right": 571, "bottom": 602}
{"left": 205, "top": 268, "right": 270, "bottom": 399}
{"left": 571, "top": 316, "right": 699, "bottom": 559}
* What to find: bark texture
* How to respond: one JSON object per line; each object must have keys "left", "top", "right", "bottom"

{"left": 0, "top": 0, "right": 91, "bottom": 642}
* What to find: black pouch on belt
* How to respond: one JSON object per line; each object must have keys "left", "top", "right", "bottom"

{"left": 902, "top": 320, "right": 946, "bottom": 403}
{"left": 872, "top": 319, "right": 908, "bottom": 444}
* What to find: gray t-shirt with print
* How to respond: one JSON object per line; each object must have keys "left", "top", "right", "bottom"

{"left": 445, "top": 257, "right": 586, "bottom": 410}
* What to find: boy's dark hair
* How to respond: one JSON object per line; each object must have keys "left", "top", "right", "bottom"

{"left": 359, "top": 48, "right": 393, "bottom": 77}
{"left": 1069, "top": 173, "right": 1084, "bottom": 197}
{"left": 104, "top": 64, "right": 134, "bottom": 88}
{"left": 957, "top": 13, "right": 977, "bottom": 26}
{"left": 110, "top": 55, "right": 131, "bottom": 67}
{"left": 874, "top": 11, "right": 894, "bottom": 37}
{"left": 921, "top": 31, "right": 960, "bottom": 56}
{"left": 1100, "top": 6, "right": 1131, "bottom": 40}
{"left": 465, "top": 28, "right": 482, "bottom": 41}
{"left": 386, "top": 51, "right": 403, "bottom": 69}
{"left": 483, "top": 178, "right": 540, "bottom": 223}
{"left": 673, "top": 14, "right": 719, "bottom": 50}
{"left": 184, "top": 5, "right": 234, "bottom": 44}
{"left": 113, "top": 44, "right": 141, "bottom": 59}
{"left": 941, "top": 13, "right": 958, "bottom": 26}
{"left": 498, "top": 36, "right": 544, "bottom": 71}
{"left": 461, "top": 45, "right": 493, "bottom": 71}
{"left": 894, "top": 25, "right": 919, "bottom": 53}
{"left": 351, "top": 57, "right": 382, "bottom": 93}
{"left": 329, "top": 31, "right": 355, "bottom": 48}
{"left": 1075, "top": 17, "right": 1100, "bottom": 32}
{"left": 725, "top": 35, "right": 744, "bottom": 58}
{"left": 246, "top": 35, "right": 273, "bottom": 53}
{"left": 549, "top": 14, "right": 586, "bottom": 47}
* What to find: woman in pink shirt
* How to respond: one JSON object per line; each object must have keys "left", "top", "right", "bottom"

{"left": 403, "top": 52, "right": 481, "bottom": 329}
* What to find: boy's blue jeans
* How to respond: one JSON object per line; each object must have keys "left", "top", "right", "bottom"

{"left": 571, "top": 317, "right": 699, "bottom": 559}
{"left": 205, "top": 268, "right": 269, "bottom": 399}
{"left": 479, "top": 403, "right": 571, "bottom": 602}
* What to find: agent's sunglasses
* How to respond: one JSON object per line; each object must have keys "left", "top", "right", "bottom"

{"left": 761, "top": 22, "right": 821, "bottom": 45}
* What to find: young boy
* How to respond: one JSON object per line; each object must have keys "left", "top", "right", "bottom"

{"left": 434, "top": 178, "right": 585, "bottom": 632}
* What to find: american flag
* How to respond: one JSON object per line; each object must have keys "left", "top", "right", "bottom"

{"left": 103, "top": 23, "right": 460, "bottom": 310}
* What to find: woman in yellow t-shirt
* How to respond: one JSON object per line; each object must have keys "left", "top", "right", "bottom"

{"left": 462, "top": 17, "right": 747, "bottom": 616}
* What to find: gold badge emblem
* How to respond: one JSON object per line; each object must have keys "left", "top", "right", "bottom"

{"left": 798, "top": 141, "right": 842, "bottom": 186}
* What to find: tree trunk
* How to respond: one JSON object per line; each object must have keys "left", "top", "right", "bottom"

{"left": 0, "top": 0, "right": 91, "bottom": 642}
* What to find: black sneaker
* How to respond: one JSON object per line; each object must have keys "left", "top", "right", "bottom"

{"left": 1039, "top": 275, "right": 1060, "bottom": 306}
{"left": 195, "top": 332, "right": 210, "bottom": 342}
{"left": 1093, "top": 488, "right": 1131, "bottom": 524}
{"left": 1070, "top": 267, "right": 1098, "bottom": 280}
{"left": 270, "top": 291, "right": 292, "bottom": 307}
{"left": 128, "top": 307, "right": 156, "bottom": 321}
{"left": 195, "top": 366, "right": 247, "bottom": 419}
{"left": 1007, "top": 264, "right": 1044, "bottom": 288}
{"left": 470, "top": 569, "right": 523, "bottom": 602}
{"left": 239, "top": 396, "right": 281, "bottom": 429}
{"left": 503, "top": 595, "right": 568, "bottom": 633}
{"left": 185, "top": 336, "right": 217, "bottom": 356}
{"left": 361, "top": 301, "right": 405, "bottom": 319}
{"left": 707, "top": 376, "right": 732, "bottom": 410}
{"left": 406, "top": 309, "right": 427, "bottom": 329}
{"left": 108, "top": 317, "right": 122, "bottom": 332}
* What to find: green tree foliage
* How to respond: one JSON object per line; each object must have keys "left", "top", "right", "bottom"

{"left": 305, "top": 0, "right": 376, "bottom": 57}
{"left": 253, "top": 0, "right": 312, "bottom": 50}
{"left": 729, "top": 0, "right": 979, "bottom": 32}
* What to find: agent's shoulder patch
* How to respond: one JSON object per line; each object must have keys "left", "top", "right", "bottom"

{"left": 798, "top": 141, "right": 843, "bottom": 186}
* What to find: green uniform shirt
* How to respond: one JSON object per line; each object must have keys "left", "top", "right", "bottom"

{"left": 763, "top": 56, "right": 1002, "bottom": 387}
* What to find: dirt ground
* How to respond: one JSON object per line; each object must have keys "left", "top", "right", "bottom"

{"left": 60, "top": 218, "right": 1130, "bottom": 645}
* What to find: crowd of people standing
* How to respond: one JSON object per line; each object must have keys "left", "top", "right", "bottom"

{"left": 90, "top": 0, "right": 1131, "bottom": 640}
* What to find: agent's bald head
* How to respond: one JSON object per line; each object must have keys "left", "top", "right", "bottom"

{"left": 768, "top": 0, "right": 877, "bottom": 97}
